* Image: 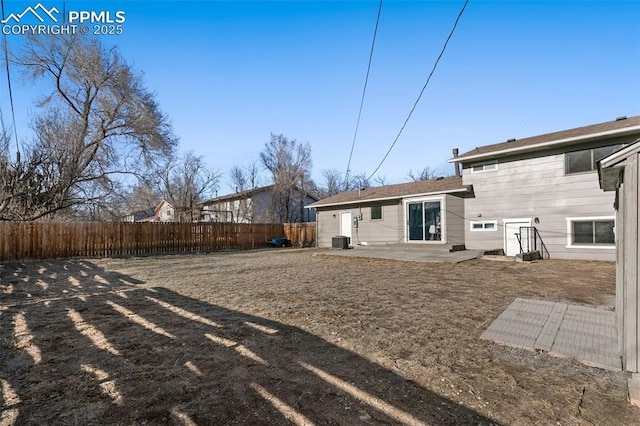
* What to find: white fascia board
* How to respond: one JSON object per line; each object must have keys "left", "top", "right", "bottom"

{"left": 306, "top": 187, "right": 468, "bottom": 209}
{"left": 599, "top": 138, "right": 640, "bottom": 169}
{"left": 448, "top": 126, "right": 640, "bottom": 164}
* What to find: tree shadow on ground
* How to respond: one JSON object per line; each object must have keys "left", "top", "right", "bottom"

{"left": 0, "top": 260, "right": 500, "bottom": 425}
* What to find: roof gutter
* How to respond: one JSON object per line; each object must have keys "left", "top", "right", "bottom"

{"left": 306, "top": 187, "right": 470, "bottom": 209}
{"left": 448, "top": 125, "right": 640, "bottom": 163}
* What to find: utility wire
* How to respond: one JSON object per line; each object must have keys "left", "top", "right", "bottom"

{"left": 1, "top": 0, "right": 20, "bottom": 159}
{"left": 344, "top": 0, "right": 383, "bottom": 190}
{"left": 366, "top": 0, "right": 469, "bottom": 181}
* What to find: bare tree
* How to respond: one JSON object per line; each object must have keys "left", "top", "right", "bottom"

{"left": 350, "top": 172, "right": 371, "bottom": 190}
{"left": 407, "top": 167, "right": 439, "bottom": 182}
{"left": 316, "top": 168, "right": 379, "bottom": 199}
{"left": 319, "top": 168, "right": 343, "bottom": 198}
{"left": 0, "top": 35, "right": 176, "bottom": 221}
{"left": 259, "top": 133, "right": 313, "bottom": 222}
{"left": 227, "top": 161, "right": 262, "bottom": 222}
{"left": 244, "top": 161, "right": 261, "bottom": 190}
{"left": 124, "top": 181, "right": 163, "bottom": 215}
{"left": 0, "top": 136, "right": 61, "bottom": 220}
{"left": 373, "top": 175, "right": 387, "bottom": 186}
{"left": 229, "top": 165, "right": 248, "bottom": 193}
{"left": 159, "top": 152, "right": 221, "bottom": 221}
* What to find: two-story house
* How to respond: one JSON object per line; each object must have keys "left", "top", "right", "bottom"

{"left": 309, "top": 116, "right": 640, "bottom": 260}
{"left": 123, "top": 200, "right": 178, "bottom": 223}
{"left": 199, "top": 185, "right": 318, "bottom": 224}
{"left": 452, "top": 115, "right": 640, "bottom": 260}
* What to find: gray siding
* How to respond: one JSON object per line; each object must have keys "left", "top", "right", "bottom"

{"left": 445, "top": 194, "right": 465, "bottom": 246}
{"left": 316, "top": 201, "right": 402, "bottom": 247}
{"left": 252, "top": 191, "right": 272, "bottom": 223}
{"left": 316, "top": 209, "right": 341, "bottom": 247}
{"left": 463, "top": 152, "right": 616, "bottom": 260}
{"left": 619, "top": 153, "right": 640, "bottom": 372}
{"left": 315, "top": 194, "right": 465, "bottom": 248}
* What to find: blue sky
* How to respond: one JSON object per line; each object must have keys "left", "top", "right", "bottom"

{"left": 2, "top": 0, "right": 639, "bottom": 193}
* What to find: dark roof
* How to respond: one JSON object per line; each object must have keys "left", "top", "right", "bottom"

{"left": 199, "top": 184, "right": 319, "bottom": 205}
{"left": 454, "top": 115, "right": 640, "bottom": 163}
{"left": 309, "top": 176, "right": 466, "bottom": 208}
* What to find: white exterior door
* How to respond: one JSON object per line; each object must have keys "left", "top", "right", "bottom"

{"left": 340, "top": 212, "right": 352, "bottom": 240}
{"left": 504, "top": 219, "right": 531, "bottom": 256}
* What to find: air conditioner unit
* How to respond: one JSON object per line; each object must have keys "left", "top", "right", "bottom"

{"left": 332, "top": 236, "right": 350, "bottom": 249}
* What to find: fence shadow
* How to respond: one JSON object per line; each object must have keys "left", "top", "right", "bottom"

{"left": 0, "top": 260, "right": 499, "bottom": 425}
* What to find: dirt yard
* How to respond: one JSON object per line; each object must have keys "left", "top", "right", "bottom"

{"left": 1, "top": 249, "right": 639, "bottom": 425}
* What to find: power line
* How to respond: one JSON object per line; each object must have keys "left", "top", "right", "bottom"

{"left": 1, "top": 0, "right": 20, "bottom": 158}
{"left": 366, "top": 0, "right": 469, "bottom": 181}
{"left": 344, "top": 0, "right": 383, "bottom": 190}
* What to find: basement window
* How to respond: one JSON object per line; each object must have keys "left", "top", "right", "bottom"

{"left": 470, "top": 221, "right": 497, "bottom": 231}
{"left": 566, "top": 217, "right": 615, "bottom": 248}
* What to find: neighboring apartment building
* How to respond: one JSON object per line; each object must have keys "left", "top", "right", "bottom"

{"left": 450, "top": 115, "right": 640, "bottom": 260}
{"left": 199, "top": 185, "right": 318, "bottom": 224}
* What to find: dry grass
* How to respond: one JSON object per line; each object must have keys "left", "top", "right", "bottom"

{"left": 1, "top": 249, "right": 639, "bottom": 425}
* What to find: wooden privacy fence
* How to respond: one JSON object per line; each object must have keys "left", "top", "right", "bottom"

{"left": 283, "top": 222, "right": 316, "bottom": 247}
{"left": 0, "top": 221, "right": 315, "bottom": 262}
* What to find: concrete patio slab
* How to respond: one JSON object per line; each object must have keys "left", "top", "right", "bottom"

{"left": 318, "top": 244, "right": 482, "bottom": 263}
{"left": 482, "top": 297, "right": 621, "bottom": 371}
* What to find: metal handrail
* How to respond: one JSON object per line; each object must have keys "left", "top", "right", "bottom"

{"left": 517, "top": 226, "right": 550, "bottom": 259}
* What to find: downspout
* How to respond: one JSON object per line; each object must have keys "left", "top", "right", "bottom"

{"left": 315, "top": 211, "right": 319, "bottom": 247}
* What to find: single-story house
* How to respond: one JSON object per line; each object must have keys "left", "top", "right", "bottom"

{"left": 307, "top": 176, "right": 470, "bottom": 249}
{"left": 598, "top": 138, "right": 640, "bottom": 405}
{"left": 199, "top": 184, "right": 318, "bottom": 224}
{"left": 449, "top": 115, "right": 640, "bottom": 260}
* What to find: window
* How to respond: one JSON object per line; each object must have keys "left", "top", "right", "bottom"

{"left": 565, "top": 144, "right": 624, "bottom": 174}
{"left": 407, "top": 200, "right": 442, "bottom": 241}
{"left": 470, "top": 221, "right": 497, "bottom": 231}
{"left": 471, "top": 161, "right": 498, "bottom": 173}
{"left": 370, "top": 206, "right": 382, "bottom": 220}
{"left": 566, "top": 217, "right": 615, "bottom": 247}
{"left": 166, "top": 209, "right": 173, "bottom": 216}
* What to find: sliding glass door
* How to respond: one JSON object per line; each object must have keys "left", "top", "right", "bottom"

{"left": 407, "top": 200, "right": 442, "bottom": 242}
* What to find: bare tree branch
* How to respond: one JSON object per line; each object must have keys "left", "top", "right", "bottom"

{"left": 407, "top": 167, "right": 439, "bottom": 182}
{"left": 1, "top": 35, "right": 177, "bottom": 221}
{"left": 259, "top": 134, "right": 313, "bottom": 222}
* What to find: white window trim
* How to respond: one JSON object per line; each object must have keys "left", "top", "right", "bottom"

{"left": 402, "top": 195, "right": 446, "bottom": 244}
{"left": 565, "top": 216, "right": 616, "bottom": 249}
{"left": 470, "top": 220, "right": 498, "bottom": 232}
{"left": 471, "top": 161, "right": 498, "bottom": 173}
